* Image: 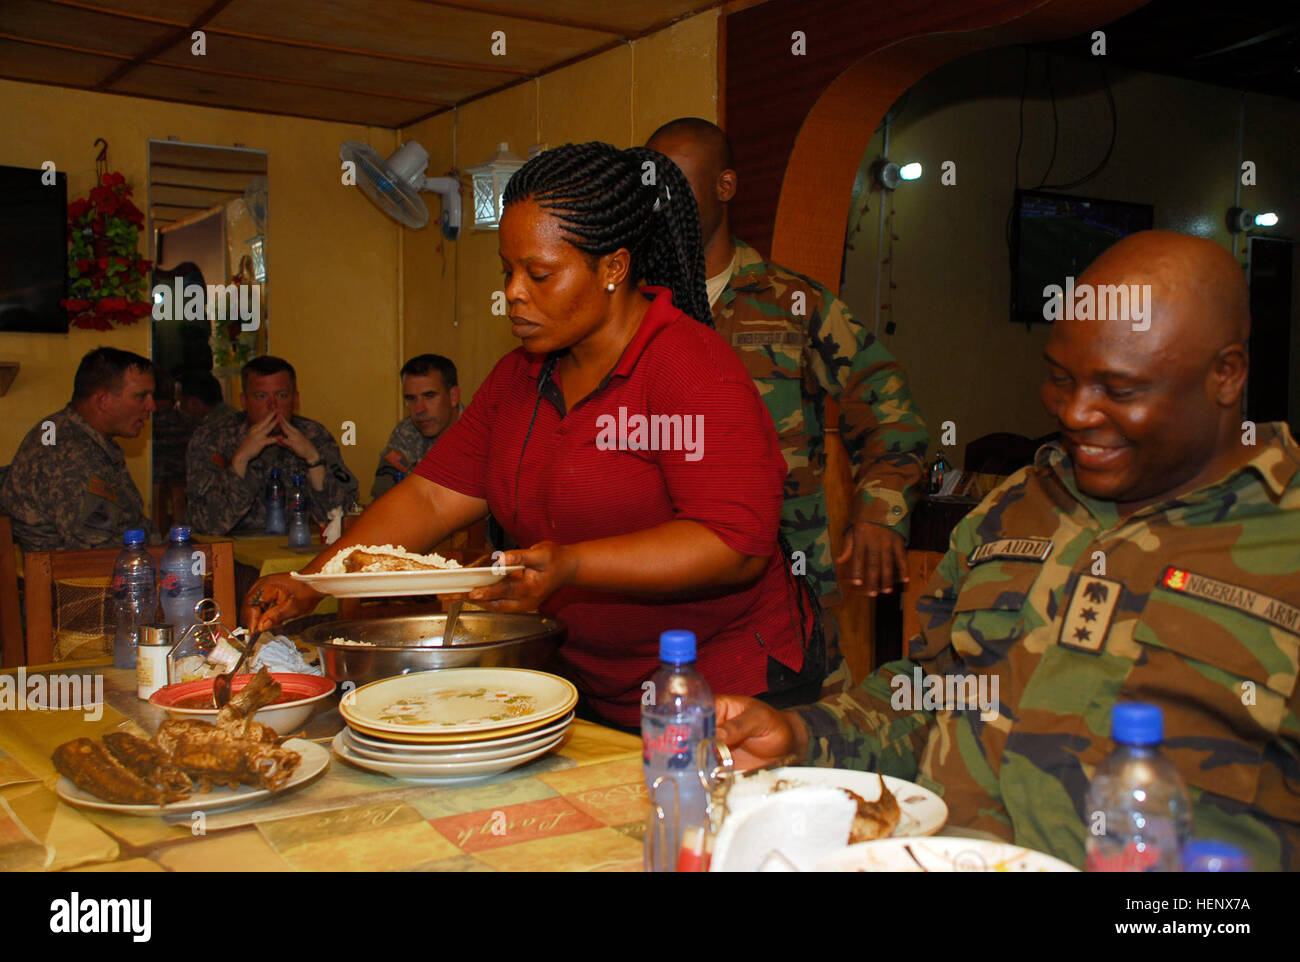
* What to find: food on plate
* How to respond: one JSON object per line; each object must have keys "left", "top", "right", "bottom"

{"left": 52, "top": 667, "right": 302, "bottom": 805}
{"left": 53, "top": 737, "right": 189, "bottom": 805}
{"left": 102, "top": 732, "right": 193, "bottom": 795}
{"left": 844, "top": 775, "right": 901, "bottom": 843}
{"left": 322, "top": 544, "right": 462, "bottom": 574}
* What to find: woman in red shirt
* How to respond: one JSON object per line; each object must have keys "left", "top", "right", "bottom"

{"left": 246, "top": 142, "right": 819, "bottom": 727}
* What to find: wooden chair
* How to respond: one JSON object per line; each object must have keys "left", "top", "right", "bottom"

{"left": 21, "top": 540, "right": 236, "bottom": 665}
{"left": 0, "top": 516, "right": 23, "bottom": 668}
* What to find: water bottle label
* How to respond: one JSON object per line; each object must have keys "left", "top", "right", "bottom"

{"left": 111, "top": 574, "right": 125, "bottom": 593}
{"left": 642, "top": 716, "right": 715, "bottom": 770}
{"left": 160, "top": 573, "right": 180, "bottom": 594}
{"left": 1086, "top": 838, "right": 1167, "bottom": 872}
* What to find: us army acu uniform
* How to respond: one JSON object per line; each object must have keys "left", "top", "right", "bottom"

{"left": 795, "top": 423, "right": 1300, "bottom": 871}
{"left": 0, "top": 407, "right": 153, "bottom": 550}
{"left": 184, "top": 410, "right": 358, "bottom": 534}
{"left": 370, "top": 416, "right": 435, "bottom": 499}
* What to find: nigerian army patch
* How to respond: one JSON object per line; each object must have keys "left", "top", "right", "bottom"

{"left": 1059, "top": 575, "right": 1122, "bottom": 654}
{"left": 1161, "top": 566, "right": 1300, "bottom": 637}
{"left": 969, "top": 537, "right": 1053, "bottom": 565}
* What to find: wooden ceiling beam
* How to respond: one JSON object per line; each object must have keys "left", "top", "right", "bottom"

{"left": 155, "top": 57, "right": 455, "bottom": 106}
{"left": 95, "top": 0, "right": 237, "bottom": 91}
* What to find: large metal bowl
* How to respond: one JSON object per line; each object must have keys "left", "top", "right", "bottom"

{"left": 300, "top": 613, "right": 565, "bottom": 689}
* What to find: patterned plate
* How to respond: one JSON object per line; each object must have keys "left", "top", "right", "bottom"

{"left": 345, "top": 711, "right": 575, "bottom": 756}
{"left": 339, "top": 668, "right": 577, "bottom": 740}
{"left": 331, "top": 730, "right": 565, "bottom": 780}
{"left": 292, "top": 566, "right": 523, "bottom": 598}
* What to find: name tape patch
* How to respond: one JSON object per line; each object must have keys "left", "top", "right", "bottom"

{"left": 732, "top": 331, "right": 805, "bottom": 348}
{"left": 970, "top": 538, "right": 1054, "bottom": 565}
{"left": 1161, "top": 566, "right": 1300, "bottom": 637}
{"left": 1059, "top": 575, "right": 1122, "bottom": 654}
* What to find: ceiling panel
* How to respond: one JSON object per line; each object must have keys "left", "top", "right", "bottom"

{"left": 149, "top": 32, "right": 509, "bottom": 104}
{"left": 206, "top": 0, "right": 611, "bottom": 70}
{"left": 0, "top": 0, "right": 175, "bottom": 56}
{"left": 70, "top": 0, "right": 216, "bottom": 21}
{"left": 438, "top": 0, "right": 716, "bottom": 35}
{"left": 112, "top": 62, "right": 422, "bottom": 126}
{"left": 0, "top": 37, "right": 120, "bottom": 86}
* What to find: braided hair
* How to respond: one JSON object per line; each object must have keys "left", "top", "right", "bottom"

{"left": 501, "top": 142, "right": 712, "bottom": 326}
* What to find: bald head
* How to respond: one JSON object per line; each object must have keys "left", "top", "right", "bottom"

{"left": 647, "top": 118, "right": 737, "bottom": 264}
{"left": 1042, "top": 230, "right": 1253, "bottom": 511}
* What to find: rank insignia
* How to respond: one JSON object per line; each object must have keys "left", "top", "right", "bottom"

{"left": 87, "top": 477, "right": 117, "bottom": 503}
{"left": 1059, "top": 575, "right": 1122, "bottom": 654}
{"left": 210, "top": 452, "right": 227, "bottom": 469}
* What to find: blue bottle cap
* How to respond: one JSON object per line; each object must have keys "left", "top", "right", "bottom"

{"left": 169, "top": 525, "right": 191, "bottom": 542}
{"left": 1182, "top": 840, "right": 1251, "bottom": 872}
{"left": 123, "top": 528, "right": 146, "bottom": 545}
{"left": 270, "top": 467, "right": 281, "bottom": 478}
{"left": 292, "top": 474, "right": 305, "bottom": 485}
{"left": 1111, "top": 702, "right": 1163, "bottom": 745}
{"left": 659, "top": 630, "right": 696, "bottom": 664}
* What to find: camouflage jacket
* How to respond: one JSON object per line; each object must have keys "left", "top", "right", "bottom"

{"left": 184, "top": 410, "right": 358, "bottom": 535}
{"left": 796, "top": 423, "right": 1300, "bottom": 870}
{"left": 0, "top": 407, "right": 153, "bottom": 550}
{"left": 370, "top": 417, "right": 435, "bottom": 500}
{"left": 714, "top": 239, "right": 929, "bottom": 603}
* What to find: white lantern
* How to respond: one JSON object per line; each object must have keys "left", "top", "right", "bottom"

{"left": 468, "top": 142, "right": 526, "bottom": 230}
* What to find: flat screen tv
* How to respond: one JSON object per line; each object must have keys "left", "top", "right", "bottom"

{"left": 1011, "top": 189, "right": 1154, "bottom": 326}
{"left": 0, "top": 164, "right": 69, "bottom": 333}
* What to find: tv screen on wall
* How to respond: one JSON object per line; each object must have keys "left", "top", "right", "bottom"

{"left": 1011, "top": 189, "right": 1154, "bottom": 326}
{"left": 0, "top": 164, "right": 69, "bottom": 333}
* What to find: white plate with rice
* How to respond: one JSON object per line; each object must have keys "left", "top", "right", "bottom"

{"left": 292, "top": 544, "right": 522, "bottom": 597}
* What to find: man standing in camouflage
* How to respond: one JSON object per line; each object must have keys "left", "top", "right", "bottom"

{"left": 370, "top": 354, "right": 461, "bottom": 499}
{"left": 648, "top": 119, "right": 930, "bottom": 693}
{"left": 1, "top": 347, "right": 155, "bottom": 550}
{"left": 717, "top": 231, "right": 1300, "bottom": 870}
{"left": 185, "top": 356, "right": 357, "bottom": 534}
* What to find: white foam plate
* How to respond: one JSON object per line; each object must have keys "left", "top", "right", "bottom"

{"left": 292, "top": 565, "right": 524, "bottom": 598}
{"left": 815, "top": 837, "right": 1079, "bottom": 872}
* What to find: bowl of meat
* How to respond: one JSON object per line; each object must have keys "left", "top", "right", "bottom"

{"left": 151, "top": 671, "right": 335, "bottom": 735}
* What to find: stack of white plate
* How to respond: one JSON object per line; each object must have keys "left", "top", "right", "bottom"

{"left": 331, "top": 667, "right": 578, "bottom": 783}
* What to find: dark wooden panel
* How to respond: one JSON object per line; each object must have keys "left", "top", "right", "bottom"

{"left": 150, "top": 31, "right": 507, "bottom": 103}
{"left": 205, "top": 0, "right": 609, "bottom": 70}
{"left": 430, "top": 0, "right": 713, "bottom": 34}
{"left": 60, "top": 0, "right": 215, "bottom": 21}
{"left": 111, "top": 62, "right": 420, "bottom": 126}
{"left": 0, "top": 0, "right": 175, "bottom": 56}
{"left": 0, "top": 37, "right": 120, "bottom": 86}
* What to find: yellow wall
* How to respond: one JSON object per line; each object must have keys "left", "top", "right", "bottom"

{"left": 400, "top": 10, "right": 720, "bottom": 399}
{"left": 0, "top": 79, "right": 400, "bottom": 505}
{"left": 840, "top": 50, "right": 1300, "bottom": 454}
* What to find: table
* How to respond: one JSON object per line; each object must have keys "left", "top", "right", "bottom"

{"left": 0, "top": 661, "right": 647, "bottom": 872}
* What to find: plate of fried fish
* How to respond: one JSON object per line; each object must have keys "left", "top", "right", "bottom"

{"left": 51, "top": 667, "right": 329, "bottom": 816}
{"left": 293, "top": 544, "right": 522, "bottom": 597}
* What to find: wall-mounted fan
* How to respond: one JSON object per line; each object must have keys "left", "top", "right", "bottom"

{"left": 339, "top": 140, "right": 461, "bottom": 239}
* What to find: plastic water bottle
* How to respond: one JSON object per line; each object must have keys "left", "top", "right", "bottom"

{"left": 111, "top": 528, "right": 157, "bottom": 670}
{"left": 1085, "top": 703, "right": 1192, "bottom": 872}
{"left": 287, "top": 473, "right": 311, "bottom": 547}
{"left": 264, "top": 467, "right": 286, "bottom": 535}
{"left": 159, "top": 525, "right": 204, "bottom": 640}
{"left": 642, "top": 629, "right": 715, "bottom": 872}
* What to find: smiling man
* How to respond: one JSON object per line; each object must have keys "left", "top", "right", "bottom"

{"left": 184, "top": 356, "right": 357, "bottom": 534}
{"left": 716, "top": 231, "right": 1300, "bottom": 870}
{"left": 1, "top": 348, "right": 156, "bottom": 550}
{"left": 370, "top": 354, "right": 461, "bottom": 499}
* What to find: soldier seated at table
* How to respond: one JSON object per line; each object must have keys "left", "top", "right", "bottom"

{"left": 185, "top": 356, "right": 358, "bottom": 535}
{"left": 371, "top": 353, "right": 461, "bottom": 500}
{"left": 716, "top": 230, "right": 1300, "bottom": 871}
{"left": 1, "top": 347, "right": 155, "bottom": 550}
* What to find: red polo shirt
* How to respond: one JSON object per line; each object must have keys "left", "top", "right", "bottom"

{"left": 416, "top": 286, "right": 806, "bottom": 725}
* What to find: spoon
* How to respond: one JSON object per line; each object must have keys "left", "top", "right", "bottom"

{"left": 212, "top": 632, "right": 258, "bottom": 709}
{"left": 441, "top": 551, "right": 492, "bottom": 646}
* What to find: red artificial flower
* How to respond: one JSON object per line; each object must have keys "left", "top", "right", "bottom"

{"left": 75, "top": 259, "right": 92, "bottom": 273}
{"left": 68, "top": 198, "right": 90, "bottom": 219}
{"left": 61, "top": 298, "right": 91, "bottom": 312}
{"left": 96, "top": 257, "right": 110, "bottom": 270}
{"left": 126, "top": 301, "right": 152, "bottom": 317}
{"left": 95, "top": 296, "right": 127, "bottom": 313}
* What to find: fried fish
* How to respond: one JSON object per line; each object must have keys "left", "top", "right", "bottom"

{"left": 53, "top": 737, "right": 187, "bottom": 805}
{"left": 102, "top": 731, "right": 193, "bottom": 795}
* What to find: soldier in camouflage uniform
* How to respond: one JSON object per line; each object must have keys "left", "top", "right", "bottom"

{"left": 716, "top": 231, "right": 1300, "bottom": 870}
{"left": 1, "top": 348, "right": 155, "bottom": 550}
{"left": 371, "top": 354, "right": 461, "bottom": 499}
{"left": 185, "top": 356, "right": 357, "bottom": 534}
{"left": 648, "top": 120, "right": 929, "bottom": 696}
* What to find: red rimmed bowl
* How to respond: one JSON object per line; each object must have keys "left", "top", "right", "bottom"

{"left": 150, "top": 673, "right": 336, "bottom": 735}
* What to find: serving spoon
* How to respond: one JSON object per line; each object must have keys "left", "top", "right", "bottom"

{"left": 441, "top": 551, "right": 492, "bottom": 646}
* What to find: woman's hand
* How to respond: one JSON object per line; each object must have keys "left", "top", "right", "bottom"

{"left": 467, "top": 541, "right": 577, "bottom": 612}
{"left": 241, "top": 573, "right": 324, "bottom": 632}
{"left": 715, "top": 694, "right": 810, "bottom": 771}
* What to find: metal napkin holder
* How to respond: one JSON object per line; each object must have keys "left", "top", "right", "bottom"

{"left": 166, "top": 598, "right": 251, "bottom": 684}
